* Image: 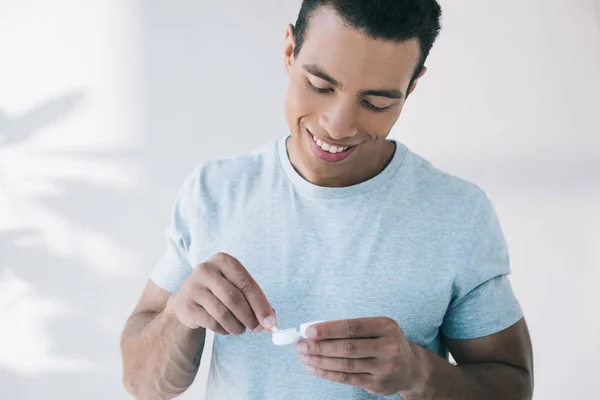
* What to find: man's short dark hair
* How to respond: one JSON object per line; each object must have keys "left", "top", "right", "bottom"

{"left": 293, "top": 0, "right": 442, "bottom": 92}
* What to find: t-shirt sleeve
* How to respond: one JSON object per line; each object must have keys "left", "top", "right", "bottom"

{"left": 441, "top": 194, "right": 523, "bottom": 339}
{"left": 150, "top": 169, "right": 198, "bottom": 293}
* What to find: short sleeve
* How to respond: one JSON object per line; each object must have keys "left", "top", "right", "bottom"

{"left": 442, "top": 194, "right": 523, "bottom": 339}
{"left": 150, "top": 169, "right": 197, "bottom": 293}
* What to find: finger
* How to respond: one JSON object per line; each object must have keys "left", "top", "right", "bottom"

{"left": 305, "top": 366, "right": 371, "bottom": 390}
{"left": 193, "top": 289, "right": 246, "bottom": 335}
{"left": 304, "top": 317, "right": 395, "bottom": 340}
{"left": 181, "top": 299, "right": 228, "bottom": 335}
{"left": 201, "top": 266, "right": 261, "bottom": 332}
{"left": 299, "top": 354, "right": 378, "bottom": 374}
{"left": 209, "top": 252, "right": 276, "bottom": 329}
{"left": 297, "top": 338, "right": 386, "bottom": 359}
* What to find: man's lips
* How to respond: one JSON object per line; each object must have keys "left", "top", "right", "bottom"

{"left": 307, "top": 129, "right": 359, "bottom": 149}
{"left": 306, "top": 129, "right": 358, "bottom": 163}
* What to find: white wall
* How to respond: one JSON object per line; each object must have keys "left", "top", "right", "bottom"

{"left": 0, "top": 0, "right": 598, "bottom": 399}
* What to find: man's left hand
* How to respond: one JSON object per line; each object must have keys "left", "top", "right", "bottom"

{"left": 296, "top": 317, "right": 421, "bottom": 396}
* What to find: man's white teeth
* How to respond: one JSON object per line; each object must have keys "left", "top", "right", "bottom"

{"left": 312, "top": 135, "right": 348, "bottom": 153}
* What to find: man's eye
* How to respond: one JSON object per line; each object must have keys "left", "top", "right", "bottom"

{"left": 362, "top": 100, "right": 391, "bottom": 113}
{"left": 305, "top": 79, "right": 392, "bottom": 113}
{"left": 306, "top": 80, "right": 332, "bottom": 94}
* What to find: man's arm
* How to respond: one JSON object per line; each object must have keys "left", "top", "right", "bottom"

{"left": 403, "top": 318, "right": 534, "bottom": 399}
{"left": 121, "top": 281, "right": 207, "bottom": 399}
{"left": 295, "top": 317, "right": 532, "bottom": 399}
{"left": 121, "top": 253, "right": 277, "bottom": 399}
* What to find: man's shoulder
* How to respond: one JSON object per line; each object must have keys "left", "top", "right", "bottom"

{"left": 185, "top": 139, "right": 279, "bottom": 202}
{"left": 201, "top": 140, "right": 275, "bottom": 176}
{"left": 402, "top": 146, "right": 486, "bottom": 210}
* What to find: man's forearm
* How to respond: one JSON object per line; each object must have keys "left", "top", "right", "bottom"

{"left": 121, "top": 307, "right": 206, "bottom": 399}
{"left": 401, "top": 344, "right": 533, "bottom": 400}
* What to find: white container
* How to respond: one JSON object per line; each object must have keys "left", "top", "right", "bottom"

{"left": 271, "top": 320, "right": 325, "bottom": 346}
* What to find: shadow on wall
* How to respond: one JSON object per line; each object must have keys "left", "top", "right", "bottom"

{"left": 2, "top": 2, "right": 306, "bottom": 399}
{"left": 0, "top": 89, "right": 168, "bottom": 399}
{"left": 0, "top": 92, "right": 83, "bottom": 146}
{"left": 0, "top": 232, "right": 130, "bottom": 399}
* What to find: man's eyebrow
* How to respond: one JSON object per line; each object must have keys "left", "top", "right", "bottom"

{"left": 302, "top": 63, "right": 404, "bottom": 100}
{"left": 360, "top": 88, "right": 404, "bottom": 100}
{"left": 302, "top": 64, "right": 341, "bottom": 88}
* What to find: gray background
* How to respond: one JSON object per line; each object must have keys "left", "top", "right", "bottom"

{"left": 1, "top": 0, "right": 599, "bottom": 399}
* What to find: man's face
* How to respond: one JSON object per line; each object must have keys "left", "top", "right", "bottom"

{"left": 284, "top": 7, "right": 425, "bottom": 186}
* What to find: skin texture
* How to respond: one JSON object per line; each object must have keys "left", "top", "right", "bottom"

{"left": 296, "top": 317, "right": 533, "bottom": 399}
{"left": 284, "top": 7, "right": 426, "bottom": 188}
{"left": 121, "top": 253, "right": 276, "bottom": 399}
{"left": 120, "top": 5, "right": 533, "bottom": 399}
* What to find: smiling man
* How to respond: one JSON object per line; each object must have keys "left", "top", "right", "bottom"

{"left": 121, "top": 1, "right": 533, "bottom": 399}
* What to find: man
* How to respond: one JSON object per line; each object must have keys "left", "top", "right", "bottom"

{"left": 121, "top": 1, "right": 534, "bottom": 399}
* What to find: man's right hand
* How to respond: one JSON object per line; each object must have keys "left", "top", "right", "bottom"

{"left": 166, "top": 252, "right": 276, "bottom": 336}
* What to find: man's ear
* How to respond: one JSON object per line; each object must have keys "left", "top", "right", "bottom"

{"left": 407, "top": 66, "right": 427, "bottom": 96}
{"left": 284, "top": 24, "right": 295, "bottom": 76}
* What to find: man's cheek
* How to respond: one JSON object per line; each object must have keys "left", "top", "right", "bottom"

{"left": 290, "top": 81, "right": 324, "bottom": 114}
{"left": 294, "top": 91, "right": 319, "bottom": 116}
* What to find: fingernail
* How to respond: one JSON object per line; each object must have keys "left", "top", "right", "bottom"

{"left": 262, "top": 315, "right": 277, "bottom": 329}
{"left": 296, "top": 341, "right": 308, "bottom": 353}
{"left": 306, "top": 366, "right": 316, "bottom": 373}
{"left": 300, "top": 354, "right": 310, "bottom": 363}
{"left": 252, "top": 326, "right": 264, "bottom": 334}
{"left": 305, "top": 326, "right": 317, "bottom": 339}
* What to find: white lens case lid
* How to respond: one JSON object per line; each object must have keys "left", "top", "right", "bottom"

{"left": 271, "top": 320, "right": 325, "bottom": 346}
{"left": 271, "top": 328, "right": 301, "bottom": 346}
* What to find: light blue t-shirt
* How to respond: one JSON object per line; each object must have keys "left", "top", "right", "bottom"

{"left": 150, "top": 136, "right": 523, "bottom": 399}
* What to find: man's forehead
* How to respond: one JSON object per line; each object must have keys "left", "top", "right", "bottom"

{"left": 300, "top": 42, "right": 419, "bottom": 91}
{"left": 301, "top": 9, "right": 420, "bottom": 82}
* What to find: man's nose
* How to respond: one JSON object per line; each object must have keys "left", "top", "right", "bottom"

{"left": 319, "top": 100, "right": 359, "bottom": 140}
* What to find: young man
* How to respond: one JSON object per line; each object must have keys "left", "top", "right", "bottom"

{"left": 121, "top": 1, "right": 534, "bottom": 399}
